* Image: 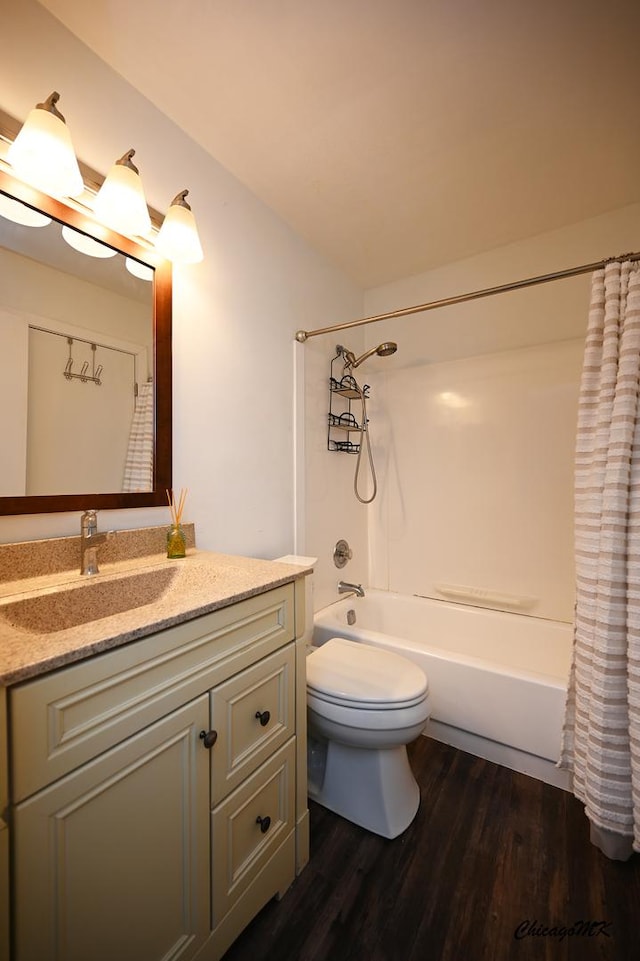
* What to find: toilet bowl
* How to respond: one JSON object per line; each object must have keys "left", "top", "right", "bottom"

{"left": 306, "top": 636, "right": 430, "bottom": 839}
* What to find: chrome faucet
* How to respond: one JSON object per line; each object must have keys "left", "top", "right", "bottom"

{"left": 80, "top": 510, "right": 110, "bottom": 576}
{"left": 338, "top": 580, "right": 365, "bottom": 598}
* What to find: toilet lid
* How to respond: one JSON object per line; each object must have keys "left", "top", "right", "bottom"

{"left": 306, "top": 637, "right": 428, "bottom": 707}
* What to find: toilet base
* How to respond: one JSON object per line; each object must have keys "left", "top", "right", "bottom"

{"left": 308, "top": 739, "right": 420, "bottom": 839}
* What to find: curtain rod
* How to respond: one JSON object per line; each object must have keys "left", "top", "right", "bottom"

{"left": 294, "top": 250, "right": 640, "bottom": 343}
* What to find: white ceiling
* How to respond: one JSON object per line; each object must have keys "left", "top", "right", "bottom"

{"left": 40, "top": 0, "right": 640, "bottom": 288}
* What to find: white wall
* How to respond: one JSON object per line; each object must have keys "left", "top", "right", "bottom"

{"left": 0, "top": 0, "right": 361, "bottom": 552}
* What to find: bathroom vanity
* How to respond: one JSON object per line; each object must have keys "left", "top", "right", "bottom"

{"left": 0, "top": 532, "right": 311, "bottom": 961}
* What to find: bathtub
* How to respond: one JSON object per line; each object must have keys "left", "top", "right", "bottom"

{"left": 313, "top": 590, "right": 573, "bottom": 786}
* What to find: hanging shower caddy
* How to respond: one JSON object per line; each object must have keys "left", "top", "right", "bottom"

{"left": 327, "top": 350, "right": 369, "bottom": 453}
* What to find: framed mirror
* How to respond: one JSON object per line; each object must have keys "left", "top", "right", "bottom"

{"left": 0, "top": 167, "right": 172, "bottom": 515}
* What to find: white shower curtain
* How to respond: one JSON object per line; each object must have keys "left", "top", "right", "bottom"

{"left": 122, "top": 380, "right": 154, "bottom": 492}
{"left": 560, "top": 260, "right": 640, "bottom": 859}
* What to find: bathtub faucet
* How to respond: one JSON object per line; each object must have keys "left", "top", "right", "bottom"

{"left": 338, "top": 580, "right": 365, "bottom": 598}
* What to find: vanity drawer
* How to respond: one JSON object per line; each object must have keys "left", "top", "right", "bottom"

{"left": 211, "top": 644, "right": 295, "bottom": 804}
{"left": 10, "top": 584, "right": 294, "bottom": 802}
{"left": 212, "top": 738, "right": 295, "bottom": 926}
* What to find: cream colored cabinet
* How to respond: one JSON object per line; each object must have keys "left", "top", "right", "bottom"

{"left": 14, "top": 696, "right": 210, "bottom": 961}
{"left": 5, "top": 582, "right": 308, "bottom": 961}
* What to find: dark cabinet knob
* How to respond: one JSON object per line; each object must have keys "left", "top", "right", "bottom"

{"left": 255, "top": 710, "right": 271, "bottom": 727}
{"left": 199, "top": 729, "right": 218, "bottom": 749}
{"left": 256, "top": 815, "right": 271, "bottom": 834}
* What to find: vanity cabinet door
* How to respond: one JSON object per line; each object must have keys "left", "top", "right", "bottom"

{"left": 13, "top": 695, "right": 210, "bottom": 961}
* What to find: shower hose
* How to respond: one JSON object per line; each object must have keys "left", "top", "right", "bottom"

{"left": 354, "top": 386, "right": 377, "bottom": 504}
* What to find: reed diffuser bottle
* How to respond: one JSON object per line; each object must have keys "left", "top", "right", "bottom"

{"left": 166, "top": 488, "right": 187, "bottom": 558}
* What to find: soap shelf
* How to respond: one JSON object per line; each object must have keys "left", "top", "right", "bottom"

{"left": 328, "top": 412, "right": 359, "bottom": 431}
{"left": 327, "top": 353, "right": 369, "bottom": 453}
{"left": 329, "top": 374, "right": 369, "bottom": 400}
{"left": 328, "top": 439, "right": 361, "bottom": 453}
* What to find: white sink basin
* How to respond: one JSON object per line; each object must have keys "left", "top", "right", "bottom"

{"left": 0, "top": 566, "right": 179, "bottom": 634}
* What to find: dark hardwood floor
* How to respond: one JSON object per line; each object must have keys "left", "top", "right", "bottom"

{"left": 223, "top": 736, "right": 640, "bottom": 961}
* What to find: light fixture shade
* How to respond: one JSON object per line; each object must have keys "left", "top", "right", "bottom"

{"left": 93, "top": 149, "right": 151, "bottom": 237}
{"left": 0, "top": 193, "right": 52, "bottom": 227}
{"left": 125, "top": 256, "right": 154, "bottom": 281}
{"left": 61, "top": 225, "right": 117, "bottom": 259}
{"left": 156, "top": 190, "right": 203, "bottom": 264}
{"left": 7, "top": 92, "right": 83, "bottom": 199}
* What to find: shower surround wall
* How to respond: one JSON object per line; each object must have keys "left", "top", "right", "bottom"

{"left": 367, "top": 339, "right": 582, "bottom": 622}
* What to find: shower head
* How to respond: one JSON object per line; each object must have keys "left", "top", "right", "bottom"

{"left": 339, "top": 341, "right": 398, "bottom": 369}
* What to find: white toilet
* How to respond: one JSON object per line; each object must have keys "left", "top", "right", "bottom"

{"left": 306, "top": 636, "right": 431, "bottom": 839}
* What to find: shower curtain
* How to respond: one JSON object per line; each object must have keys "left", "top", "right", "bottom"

{"left": 122, "top": 380, "right": 154, "bottom": 492}
{"left": 560, "top": 260, "right": 640, "bottom": 860}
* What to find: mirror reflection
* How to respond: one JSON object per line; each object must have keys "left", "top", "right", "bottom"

{"left": 0, "top": 192, "right": 154, "bottom": 498}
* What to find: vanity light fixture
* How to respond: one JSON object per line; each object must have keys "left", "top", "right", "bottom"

{"left": 92, "top": 149, "right": 152, "bottom": 238}
{"left": 7, "top": 92, "right": 83, "bottom": 199}
{"left": 4, "top": 92, "right": 204, "bottom": 264}
{"left": 156, "top": 190, "right": 204, "bottom": 264}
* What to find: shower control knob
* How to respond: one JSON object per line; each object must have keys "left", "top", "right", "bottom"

{"left": 333, "top": 539, "right": 353, "bottom": 569}
{"left": 256, "top": 815, "right": 271, "bottom": 834}
{"left": 255, "top": 710, "right": 271, "bottom": 727}
{"left": 199, "top": 729, "right": 218, "bottom": 749}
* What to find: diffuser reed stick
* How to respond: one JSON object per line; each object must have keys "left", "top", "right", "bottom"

{"left": 166, "top": 488, "right": 188, "bottom": 557}
{"left": 166, "top": 487, "right": 188, "bottom": 525}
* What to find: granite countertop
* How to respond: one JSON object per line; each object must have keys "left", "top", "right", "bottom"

{"left": 0, "top": 549, "right": 312, "bottom": 686}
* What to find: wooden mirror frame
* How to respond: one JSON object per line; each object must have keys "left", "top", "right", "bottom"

{"left": 0, "top": 168, "right": 172, "bottom": 515}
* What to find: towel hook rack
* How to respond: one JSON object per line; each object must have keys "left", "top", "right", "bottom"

{"left": 63, "top": 338, "right": 103, "bottom": 386}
